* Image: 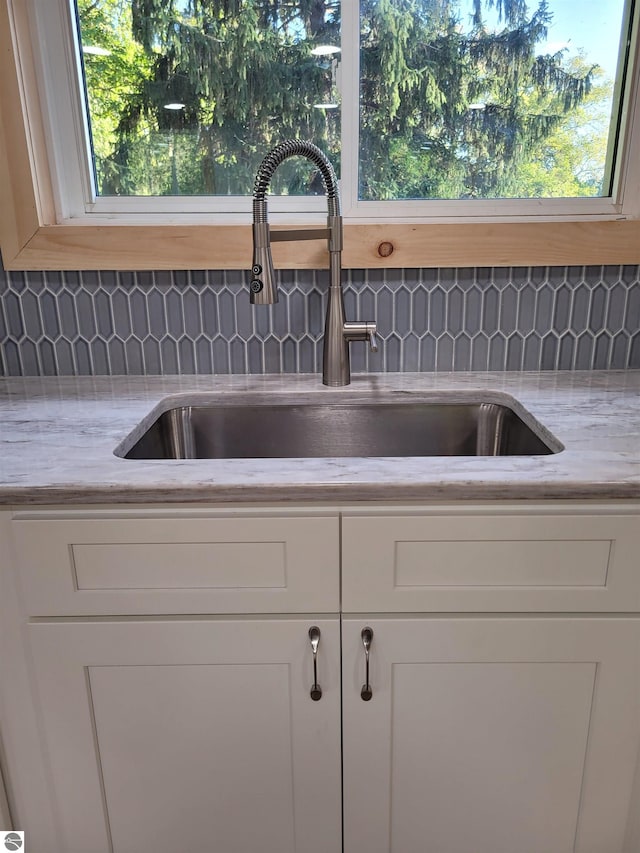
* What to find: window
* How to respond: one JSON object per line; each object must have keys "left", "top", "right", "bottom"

{"left": 76, "top": 0, "right": 341, "bottom": 203}
{"left": 358, "top": 0, "right": 629, "bottom": 203}
{"left": 1, "top": 0, "right": 640, "bottom": 270}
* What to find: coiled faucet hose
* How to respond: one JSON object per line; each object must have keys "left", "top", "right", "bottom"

{"left": 252, "top": 139, "right": 340, "bottom": 221}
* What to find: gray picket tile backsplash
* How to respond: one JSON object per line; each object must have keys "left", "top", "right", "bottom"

{"left": 0, "top": 262, "right": 639, "bottom": 376}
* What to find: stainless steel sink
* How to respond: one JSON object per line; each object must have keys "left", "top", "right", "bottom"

{"left": 118, "top": 395, "right": 559, "bottom": 460}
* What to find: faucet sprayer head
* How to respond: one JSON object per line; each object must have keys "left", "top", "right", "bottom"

{"left": 250, "top": 219, "right": 278, "bottom": 304}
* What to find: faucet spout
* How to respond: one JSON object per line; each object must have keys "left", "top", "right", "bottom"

{"left": 249, "top": 140, "right": 376, "bottom": 386}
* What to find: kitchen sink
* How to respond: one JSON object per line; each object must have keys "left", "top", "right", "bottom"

{"left": 117, "top": 394, "right": 559, "bottom": 460}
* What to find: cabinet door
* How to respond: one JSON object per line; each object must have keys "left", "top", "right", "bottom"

{"left": 27, "top": 619, "right": 341, "bottom": 853}
{"left": 342, "top": 617, "right": 640, "bottom": 853}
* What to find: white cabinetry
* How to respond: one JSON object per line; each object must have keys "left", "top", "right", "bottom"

{"left": 3, "top": 508, "right": 342, "bottom": 853}
{"left": 341, "top": 617, "right": 639, "bottom": 853}
{"left": 341, "top": 506, "right": 640, "bottom": 853}
{"left": 29, "top": 618, "right": 341, "bottom": 853}
{"left": 2, "top": 502, "right": 640, "bottom": 853}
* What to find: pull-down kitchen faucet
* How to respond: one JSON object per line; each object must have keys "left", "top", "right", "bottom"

{"left": 249, "top": 140, "right": 377, "bottom": 386}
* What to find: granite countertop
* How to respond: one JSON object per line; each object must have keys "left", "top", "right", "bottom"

{"left": 0, "top": 371, "right": 639, "bottom": 505}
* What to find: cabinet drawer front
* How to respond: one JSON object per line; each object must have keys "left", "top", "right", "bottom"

{"left": 342, "top": 511, "right": 640, "bottom": 612}
{"left": 12, "top": 514, "right": 339, "bottom": 615}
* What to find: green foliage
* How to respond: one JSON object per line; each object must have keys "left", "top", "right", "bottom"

{"left": 359, "top": 0, "right": 601, "bottom": 199}
{"left": 78, "top": 0, "right": 153, "bottom": 192}
{"left": 515, "top": 58, "right": 613, "bottom": 197}
{"left": 77, "top": 0, "right": 612, "bottom": 200}
{"left": 80, "top": 0, "right": 340, "bottom": 195}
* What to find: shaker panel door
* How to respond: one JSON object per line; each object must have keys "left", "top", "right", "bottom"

{"left": 342, "top": 617, "right": 640, "bottom": 853}
{"left": 28, "top": 618, "right": 342, "bottom": 853}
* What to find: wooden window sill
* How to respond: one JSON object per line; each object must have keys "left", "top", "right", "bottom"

{"left": 2, "top": 220, "right": 640, "bottom": 271}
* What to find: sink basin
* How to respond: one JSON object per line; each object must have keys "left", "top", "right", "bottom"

{"left": 118, "top": 394, "right": 559, "bottom": 460}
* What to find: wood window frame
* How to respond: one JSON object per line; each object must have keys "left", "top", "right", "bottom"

{"left": 2, "top": 0, "right": 640, "bottom": 272}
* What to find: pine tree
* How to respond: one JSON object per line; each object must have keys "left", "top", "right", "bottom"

{"left": 79, "top": 0, "right": 599, "bottom": 199}
{"left": 359, "top": 0, "right": 597, "bottom": 199}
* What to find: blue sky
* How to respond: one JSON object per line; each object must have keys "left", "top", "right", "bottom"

{"left": 537, "top": 0, "right": 626, "bottom": 74}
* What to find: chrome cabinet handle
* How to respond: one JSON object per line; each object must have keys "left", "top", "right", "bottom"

{"left": 309, "top": 626, "right": 322, "bottom": 701}
{"left": 361, "top": 627, "right": 373, "bottom": 701}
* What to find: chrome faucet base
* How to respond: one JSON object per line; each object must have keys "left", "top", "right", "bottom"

{"left": 249, "top": 140, "right": 376, "bottom": 386}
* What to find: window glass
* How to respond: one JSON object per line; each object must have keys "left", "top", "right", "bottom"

{"left": 359, "top": 0, "right": 629, "bottom": 200}
{"left": 76, "top": 0, "right": 341, "bottom": 197}
{"left": 75, "top": 0, "right": 633, "bottom": 205}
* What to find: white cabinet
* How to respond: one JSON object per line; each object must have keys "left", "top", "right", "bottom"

{"left": 2, "top": 507, "right": 342, "bottom": 853}
{"left": 2, "top": 502, "right": 640, "bottom": 853}
{"left": 341, "top": 617, "right": 640, "bottom": 853}
{"left": 28, "top": 618, "right": 342, "bottom": 853}
{"left": 339, "top": 505, "right": 640, "bottom": 853}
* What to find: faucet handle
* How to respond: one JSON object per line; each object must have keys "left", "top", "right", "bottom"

{"left": 366, "top": 323, "right": 378, "bottom": 353}
{"left": 344, "top": 321, "right": 378, "bottom": 353}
